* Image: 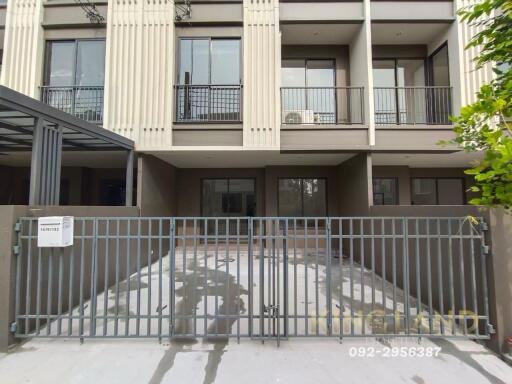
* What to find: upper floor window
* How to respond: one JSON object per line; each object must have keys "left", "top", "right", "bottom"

{"left": 176, "top": 38, "right": 242, "bottom": 122}
{"left": 45, "top": 40, "right": 106, "bottom": 87}
{"left": 42, "top": 40, "right": 106, "bottom": 123}
{"left": 178, "top": 38, "right": 241, "bottom": 85}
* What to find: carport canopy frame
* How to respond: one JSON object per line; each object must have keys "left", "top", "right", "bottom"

{"left": 0, "top": 86, "right": 135, "bottom": 206}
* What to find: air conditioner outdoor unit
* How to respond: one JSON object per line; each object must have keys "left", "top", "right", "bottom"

{"left": 283, "top": 110, "right": 315, "bottom": 124}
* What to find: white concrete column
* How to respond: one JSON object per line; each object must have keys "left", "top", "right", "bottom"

{"left": 104, "top": 0, "right": 175, "bottom": 149}
{"left": 0, "top": 0, "right": 45, "bottom": 98}
{"left": 350, "top": 0, "right": 374, "bottom": 146}
{"left": 243, "top": 0, "right": 281, "bottom": 149}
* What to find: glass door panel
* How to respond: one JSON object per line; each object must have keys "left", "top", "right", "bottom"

{"left": 306, "top": 60, "right": 335, "bottom": 123}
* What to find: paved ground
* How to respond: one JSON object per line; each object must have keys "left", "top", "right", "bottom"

{"left": 0, "top": 337, "right": 511, "bottom": 384}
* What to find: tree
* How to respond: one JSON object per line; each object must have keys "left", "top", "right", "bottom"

{"left": 452, "top": 0, "right": 512, "bottom": 210}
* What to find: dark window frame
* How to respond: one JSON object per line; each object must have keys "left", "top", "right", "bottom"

{"left": 372, "top": 177, "right": 399, "bottom": 205}
{"left": 277, "top": 177, "right": 328, "bottom": 217}
{"left": 200, "top": 177, "right": 257, "bottom": 216}
{"left": 410, "top": 176, "right": 466, "bottom": 205}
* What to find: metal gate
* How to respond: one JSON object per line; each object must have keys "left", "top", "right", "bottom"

{"left": 13, "top": 216, "right": 492, "bottom": 343}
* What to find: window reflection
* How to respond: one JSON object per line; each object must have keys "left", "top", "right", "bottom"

{"left": 278, "top": 178, "right": 327, "bottom": 217}
{"left": 372, "top": 178, "right": 398, "bottom": 205}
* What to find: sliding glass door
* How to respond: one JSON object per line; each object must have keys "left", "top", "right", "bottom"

{"left": 281, "top": 59, "right": 335, "bottom": 123}
{"left": 201, "top": 178, "right": 256, "bottom": 235}
{"left": 372, "top": 59, "right": 426, "bottom": 124}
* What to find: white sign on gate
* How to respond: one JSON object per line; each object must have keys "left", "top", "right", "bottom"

{"left": 37, "top": 216, "right": 74, "bottom": 247}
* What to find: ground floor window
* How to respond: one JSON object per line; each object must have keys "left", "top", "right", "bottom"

{"left": 372, "top": 178, "right": 398, "bottom": 205}
{"left": 411, "top": 177, "right": 465, "bottom": 205}
{"left": 201, "top": 178, "right": 256, "bottom": 216}
{"left": 278, "top": 178, "right": 327, "bottom": 216}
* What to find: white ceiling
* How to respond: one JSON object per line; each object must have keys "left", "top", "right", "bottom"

{"left": 371, "top": 23, "right": 451, "bottom": 45}
{"left": 152, "top": 149, "right": 355, "bottom": 168}
{"left": 281, "top": 24, "right": 362, "bottom": 45}
{"left": 372, "top": 151, "right": 483, "bottom": 168}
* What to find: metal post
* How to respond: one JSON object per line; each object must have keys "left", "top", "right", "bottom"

{"left": 53, "top": 125, "right": 63, "bottom": 205}
{"left": 28, "top": 118, "right": 44, "bottom": 205}
{"left": 125, "top": 150, "right": 134, "bottom": 206}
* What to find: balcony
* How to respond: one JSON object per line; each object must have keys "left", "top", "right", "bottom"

{"left": 280, "top": 87, "right": 364, "bottom": 125}
{"left": 373, "top": 86, "right": 452, "bottom": 126}
{"left": 41, "top": 86, "right": 104, "bottom": 124}
{"left": 174, "top": 84, "right": 242, "bottom": 123}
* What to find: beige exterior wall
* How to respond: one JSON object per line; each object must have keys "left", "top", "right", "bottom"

{"left": 243, "top": 0, "right": 281, "bottom": 148}
{"left": 103, "top": 0, "right": 175, "bottom": 149}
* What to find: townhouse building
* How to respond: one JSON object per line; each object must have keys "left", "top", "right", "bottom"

{"left": 0, "top": 0, "right": 492, "bottom": 218}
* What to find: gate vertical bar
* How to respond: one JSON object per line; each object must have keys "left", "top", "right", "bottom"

{"left": 402, "top": 218, "right": 410, "bottom": 335}
{"left": 170, "top": 218, "right": 176, "bottom": 339}
{"left": 248, "top": 217, "right": 253, "bottom": 338}
{"left": 326, "top": 218, "right": 332, "bottom": 336}
{"left": 90, "top": 218, "right": 99, "bottom": 337}
{"left": 14, "top": 220, "right": 22, "bottom": 336}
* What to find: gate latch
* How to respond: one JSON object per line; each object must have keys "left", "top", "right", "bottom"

{"left": 264, "top": 305, "right": 279, "bottom": 318}
{"left": 10, "top": 322, "right": 17, "bottom": 334}
{"left": 487, "top": 324, "right": 496, "bottom": 334}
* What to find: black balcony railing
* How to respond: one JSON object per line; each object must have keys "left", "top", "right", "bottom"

{"left": 174, "top": 84, "right": 242, "bottom": 123}
{"left": 374, "top": 86, "right": 452, "bottom": 125}
{"left": 41, "top": 85, "right": 104, "bottom": 124}
{"left": 280, "top": 87, "right": 364, "bottom": 125}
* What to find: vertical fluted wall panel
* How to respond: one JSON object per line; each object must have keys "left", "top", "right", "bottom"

{"left": 457, "top": 0, "right": 494, "bottom": 105}
{"left": 0, "top": 0, "right": 44, "bottom": 98}
{"left": 243, "top": 0, "right": 280, "bottom": 148}
{"left": 104, "top": 0, "right": 174, "bottom": 149}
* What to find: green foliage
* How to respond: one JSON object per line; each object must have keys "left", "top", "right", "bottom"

{"left": 453, "top": 0, "right": 512, "bottom": 210}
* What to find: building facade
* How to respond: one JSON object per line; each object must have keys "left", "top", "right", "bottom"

{"left": 0, "top": 0, "right": 493, "bottom": 216}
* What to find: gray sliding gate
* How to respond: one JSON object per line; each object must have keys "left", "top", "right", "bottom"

{"left": 13, "top": 217, "right": 492, "bottom": 344}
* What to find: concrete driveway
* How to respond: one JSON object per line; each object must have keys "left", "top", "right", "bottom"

{"left": 0, "top": 336, "right": 511, "bottom": 384}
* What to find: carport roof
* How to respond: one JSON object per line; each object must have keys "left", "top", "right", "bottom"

{"left": 0, "top": 86, "right": 134, "bottom": 152}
